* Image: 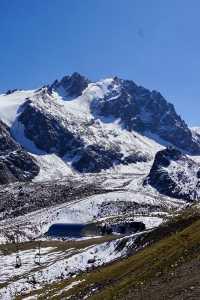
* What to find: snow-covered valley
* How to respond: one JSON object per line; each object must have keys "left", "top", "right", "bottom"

{"left": 0, "top": 169, "right": 186, "bottom": 299}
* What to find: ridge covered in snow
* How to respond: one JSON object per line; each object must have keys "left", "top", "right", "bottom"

{"left": 0, "top": 72, "right": 199, "bottom": 180}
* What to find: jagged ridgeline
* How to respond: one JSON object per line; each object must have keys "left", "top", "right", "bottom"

{"left": 0, "top": 72, "right": 200, "bottom": 183}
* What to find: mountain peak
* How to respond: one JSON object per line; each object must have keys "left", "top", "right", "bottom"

{"left": 51, "top": 72, "right": 90, "bottom": 97}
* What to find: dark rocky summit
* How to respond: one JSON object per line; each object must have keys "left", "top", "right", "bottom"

{"left": 51, "top": 72, "right": 90, "bottom": 97}
{"left": 0, "top": 121, "right": 39, "bottom": 184}
{"left": 5, "top": 89, "right": 18, "bottom": 95}
{"left": 144, "top": 147, "right": 200, "bottom": 201}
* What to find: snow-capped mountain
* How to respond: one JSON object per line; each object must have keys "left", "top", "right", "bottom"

{"left": 0, "top": 72, "right": 199, "bottom": 182}
{"left": 2, "top": 73, "right": 200, "bottom": 300}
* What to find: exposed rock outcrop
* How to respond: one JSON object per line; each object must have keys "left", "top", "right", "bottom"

{"left": 0, "top": 121, "right": 39, "bottom": 184}
{"left": 144, "top": 147, "right": 200, "bottom": 201}
{"left": 51, "top": 72, "right": 90, "bottom": 97}
{"left": 91, "top": 77, "right": 199, "bottom": 154}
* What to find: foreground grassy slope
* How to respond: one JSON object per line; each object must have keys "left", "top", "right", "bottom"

{"left": 21, "top": 206, "right": 200, "bottom": 300}
{"left": 88, "top": 208, "right": 200, "bottom": 300}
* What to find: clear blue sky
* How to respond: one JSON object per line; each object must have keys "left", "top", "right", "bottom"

{"left": 0, "top": 0, "right": 200, "bottom": 125}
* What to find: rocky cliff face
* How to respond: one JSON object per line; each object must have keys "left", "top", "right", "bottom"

{"left": 50, "top": 72, "right": 90, "bottom": 98}
{"left": 91, "top": 77, "right": 199, "bottom": 154}
{"left": 18, "top": 98, "right": 84, "bottom": 157}
{"left": 144, "top": 147, "right": 200, "bottom": 201}
{"left": 17, "top": 94, "right": 149, "bottom": 173}
{"left": 0, "top": 120, "right": 39, "bottom": 184}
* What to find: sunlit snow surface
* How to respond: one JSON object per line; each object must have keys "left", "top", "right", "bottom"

{"left": 0, "top": 232, "right": 147, "bottom": 299}
{"left": 0, "top": 90, "right": 35, "bottom": 127}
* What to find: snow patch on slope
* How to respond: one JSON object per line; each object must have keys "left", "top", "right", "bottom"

{"left": 33, "top": 154, "right": 74, "bottom": 182}
{"left": 52, "top": 78, "right": 116, "bottom": 118}
{"left": 0, "top": 90, "right": 35, "bottom": 126}
{"left": 11, "top": 121, "right": 45, "bottom": 155}
{"left": 0, "top": 233, "right": 141, "bottom": 299}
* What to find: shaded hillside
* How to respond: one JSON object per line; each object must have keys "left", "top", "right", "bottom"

{"left": 0, "top": 120, "right": 39, "bottom": 184}
{"left": 144, "top": 147, "right": 200, "bottom": 201}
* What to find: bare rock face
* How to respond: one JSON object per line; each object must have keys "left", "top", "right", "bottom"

{"left": 18, "top": 99, "right": 84, "bottom": 156}
{"left": 144, "top": 147, "right": 200, "bottom": 201}
{"left": 72, "top": 144, "right": 123, "bottom": 173}
{"left": 51, "top": 72, "right": 90, "bottom": 97}
{"left": 0, "top": 121, "right": 39, "bottom": 184}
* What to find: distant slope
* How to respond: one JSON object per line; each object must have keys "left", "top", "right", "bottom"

{"left": 144, "top": 147, "right": 200, "bottom": 201}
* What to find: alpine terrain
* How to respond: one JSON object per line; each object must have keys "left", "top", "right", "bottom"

{"left": 0, "top": 72, "right": 200, "bottom": 300}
